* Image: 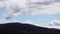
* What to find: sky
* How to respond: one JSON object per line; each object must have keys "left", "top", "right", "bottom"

{"left": 0, "top": 0, "right": 60, "bottom": 29}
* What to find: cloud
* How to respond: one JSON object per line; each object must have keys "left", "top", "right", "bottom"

{"left": 31, "top": 2, "right": 60, "bottom": 15}
{"left": 55, "top": 0, "right": 60, "bottom": 2}
{"left": 23, "top": 20, "right": 35, "bottom": 24}
{"left": 45, "top": 26, "right": 60, "bottom": 29}
{"left": 0, "top": 0, "right": 27, "bottom": 20}
{"left": 0, "top": 0, "right": 60, "bottom": 16}
{"left": 49, "top": 20, "right": 60, "bottom": 26}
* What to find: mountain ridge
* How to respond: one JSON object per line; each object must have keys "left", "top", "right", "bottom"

{"left": 0, "top": 22, "right": 60, "bottom": 34}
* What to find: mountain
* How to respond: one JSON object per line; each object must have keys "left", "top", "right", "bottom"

{"left": 0, "top": 22, "right": 60, "bottom": 34}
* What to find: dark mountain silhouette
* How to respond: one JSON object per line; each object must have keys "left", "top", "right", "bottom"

{"left": 0, "top": 22, "right": 60, "bottom": 34}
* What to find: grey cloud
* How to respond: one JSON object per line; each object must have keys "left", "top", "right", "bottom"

{"left": 5, "top": 14, "right": 14, "bottom": 20}
{"left": 0, "top": 0, "right": 5, "bottom": 1}
{"left": 26, "top": 0, "right": 60, "bottom": 11}
{"left": 0, "top": 0, "right": 6, "bottom": 2}
{"left": 55, "top": 0, "right": 60, "bottom": 2}
{"left": 54, "top": 23, "right": 60, "bottom": 26}
{"left": 26, "top": 0, "right": 60, "bottom": 6}
{"left": 1, "top": 0, "right": 60, "bottom": 20}
{"left": 9, "top": 5, "right": 21, "bottom": 13}
{"left": 26, "top": 0, "right": 55, "bottom": 10}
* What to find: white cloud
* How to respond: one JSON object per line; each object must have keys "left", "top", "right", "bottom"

{"left": 0, "top": 0, "right": 27, "bottom": 21}
{"left": 31, "top": 2, "right": 60, "bottom": 15}
{"left": 49, "top": 20, "right": 60, "bottom": 26}
{"left": 0, "top": 18, "right": 20, "bottom": 24}
{"left": 44, "top": 26, "right": 60, "bottom": 29}
{"left": 0, "top": 0, "right": 60, "bottom": 16}
{"left": 29, "top": 0, "right": 46, "bottom": 2}
{"left": 29, "top": 0, "right": 55, "bottom": 3}
{"left": 46, "top": 19, "right": 60, "bottom": 29}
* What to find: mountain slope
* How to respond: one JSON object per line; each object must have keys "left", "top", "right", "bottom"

{"left": 0, "top": 22, "right": 60, "bottom": 34}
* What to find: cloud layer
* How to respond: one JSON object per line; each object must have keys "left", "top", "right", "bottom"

{"left": 0, "top": 0, "right": 60, "bottom": 16}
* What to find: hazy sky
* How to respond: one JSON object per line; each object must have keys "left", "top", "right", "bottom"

{"left": 0, "top": 0, "right": 60, "bottom": 29}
